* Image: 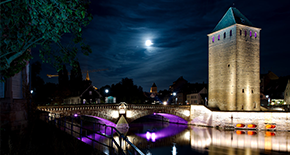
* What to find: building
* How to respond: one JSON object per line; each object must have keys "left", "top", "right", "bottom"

{"left": 169, "top": 76, "right": 188, "bottom": 93}
{"left": 64, "top": 71, "right": 102, "bottom": 104}
{"left": 187, "top": 87, "right": 207, "bottom": 105}
{"left": 0, "top": 61, "right": 30, "bottom": 131}
{"left": 260, "top": 71, "right": 279, "bottom": 93}
{"left": 208, "top": 7, "right": 260, "bottom": 111}
{"left": 150, "top": 83, "right": 158, "bottom": 94}
{"left": 285, "top": 80, "right": 290, "bottom": 105}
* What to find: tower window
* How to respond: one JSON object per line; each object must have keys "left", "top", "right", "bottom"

{"left": 224, "top": 32, "right": 226, "bottom": 38}
{"left": 230, "top": 30, "right": 232, "bottom": 36}
{"left": 252, "top": 90, "right": 254, "bottom": 93}
{"left": 212, "top": 36, "right": 214, "bottom": 42}
{"left": 250, "top": 31, "right": 252, "bottom": 37}
{"left": 242, "top": 89, "right": 244, "bottom": 93}
{"left": 255, "top": 32, "right": 257, "bottom": 38}
{"left": 218, "top": 34, "right": 220, "bottom": 40}
{"left": 245, "top": 30, "right": 247, "bottom": 36}
{"left": 228, "top": 64, "right": 230, "bottom": 67}
{"left": 240, "top": 30, "right": 242, "bottom": 35}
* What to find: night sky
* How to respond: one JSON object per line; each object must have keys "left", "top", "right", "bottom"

{"left": 32, "top": 0, "right": 290, "bottom": 92}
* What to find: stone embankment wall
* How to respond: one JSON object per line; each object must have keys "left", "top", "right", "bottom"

{"left": 190, "top": 105, "right": 290, "bottom": 131}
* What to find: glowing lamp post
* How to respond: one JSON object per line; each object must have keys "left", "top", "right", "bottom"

{"left": 105, "top": 89, "right": 109, "bottom": 103}
{"left": 173, "top": 92, "right": 176, "bottom": 105}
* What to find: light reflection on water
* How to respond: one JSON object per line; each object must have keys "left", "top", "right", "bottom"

{"left": 79, "top": 119, "right": 290, "bottom": 155}
{"left": 127, "top": 120, "right": 290, "bottom": 155}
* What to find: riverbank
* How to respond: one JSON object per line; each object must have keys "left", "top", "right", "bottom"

{"left": 1, "top": 119, "right": 104, "bottom": 155}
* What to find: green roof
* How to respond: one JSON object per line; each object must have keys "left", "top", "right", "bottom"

{"left": 212, "top": 7, "right": 254, "bottom": 32}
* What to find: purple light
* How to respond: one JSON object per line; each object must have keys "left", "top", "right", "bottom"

{"left": 250, "top": 31, "right": 252, "bottom": 37}
{"left": 83, "top": 115, "right": 116, "bottom": 127}
{"left": 136, "top": 123, "right": 187, "bottom": 141}
{"left": 151, "top": 133, "right": 156, "bottom": 142}
{"left": 74, "top": 114, "right": 78, "bottom": 117}
{"left": 255, "top": 32, "right": 257, "bottom": 38}
{"left": 146, "top": 131, "right": 151, "bottom": 140}
{"left": 156, "top": 113, "right": 188, "bottom": 124}
{"left": 218, "top": 34, "right": 220, "bottom": 40}
{"left": 212, "top": 36, "right": 214, "bottom": 42}
{"left": 153, "top": 113, "right": 156, "bottom": 115}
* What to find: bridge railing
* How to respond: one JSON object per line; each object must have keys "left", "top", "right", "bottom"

{"left": 44, "top": 114, "right": 144, "bottom": 155}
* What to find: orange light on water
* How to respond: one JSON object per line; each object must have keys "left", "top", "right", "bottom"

{"left": 266, "top": 124, "right": 276, "bottom": 129}
{"left": 236, "top": 124, "right": 245, "bottom": 128}
{"left": 247, "top": 124, "right": 257, "bottom": 128}
{"left": 247, "top": 131, "right": 257, "bottom": 135}
{"left": 236, "top": 130, "right": 245, "bottom": 135}
{"left": 266, "top": 131, "right": 275, "bottom": 136}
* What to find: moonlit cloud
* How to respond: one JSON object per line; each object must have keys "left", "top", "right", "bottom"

{"left": 33, "top": 0, "right": 290, "bottom": 91}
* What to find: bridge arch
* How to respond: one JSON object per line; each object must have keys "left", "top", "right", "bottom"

{"left": 82, "top": 115, "right": 116, "bottom": 127}
{"left": 38, "top": 104, "right": 191, "bottom": 125}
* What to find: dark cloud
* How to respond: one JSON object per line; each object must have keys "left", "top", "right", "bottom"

{"left": 33, "top": 0, "right": 290, "bottom": 91}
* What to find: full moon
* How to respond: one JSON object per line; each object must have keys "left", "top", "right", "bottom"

{"left": 145, "top": 40, "right": 153, "bottom": 46}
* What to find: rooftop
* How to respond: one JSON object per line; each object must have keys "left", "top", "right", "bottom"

{"left": 212, "top": 7, "right": 254, "bottom": 32}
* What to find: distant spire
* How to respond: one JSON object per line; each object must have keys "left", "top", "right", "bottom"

{"left": 233, "top": 3, "right": 235, "bottom": 7}
{"left": 85, "top": 70, "right": 90, "bottom": 81}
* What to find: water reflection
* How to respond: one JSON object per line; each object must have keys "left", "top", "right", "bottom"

{"left": 135, "top": 122, "right": 187, "bottom": 142}
{"left": 77, "top": 118, "right": 290, "bottom": 154}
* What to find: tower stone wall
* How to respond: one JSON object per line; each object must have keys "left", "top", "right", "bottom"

{"left": 208, "top": 23, "right": 261, "bottom": 111}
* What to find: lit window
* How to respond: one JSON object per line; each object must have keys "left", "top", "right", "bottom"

{"left": 89, "top": 91, "right": 92, "bottom": 95}
{"left": 230, "top": 30, "right": 232, "bottom": 36}
{"left": 250, "top": 31, "right": 252, "bottom": 37}
{"left": 245, "top": 30, "right": 247, "bottom": 36}
{"left": 218, "top": 34, "right": 220, "bottom": 40}
{"left": 255, "top": 32, "right": 257, "bottom": 38}
{"left": 224, "top": 32, "right": 226, "bottom": 38}
{"left": 212, "top": 36, "right": 214, "bottom": 42}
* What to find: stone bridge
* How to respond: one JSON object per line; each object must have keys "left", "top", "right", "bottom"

{"left": 37, "top": 103, "right": 191, "bottom": 125}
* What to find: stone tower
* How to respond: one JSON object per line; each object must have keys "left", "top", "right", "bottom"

{"left": 208, "top": 7, "right": 261, "bottom": 111}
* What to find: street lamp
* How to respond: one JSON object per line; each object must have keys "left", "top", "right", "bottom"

{"left": 105, "top": 89, "right": 109, "bottom": 103}
{"left": 173, "top": 92, "right": 176, "bottom": 105}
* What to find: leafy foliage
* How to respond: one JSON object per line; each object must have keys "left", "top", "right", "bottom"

{"left": 0, "top": 0, "right": 93, "bottom": 80}
{"left": 100, "top": 78, "right": 145, "bottom": 104}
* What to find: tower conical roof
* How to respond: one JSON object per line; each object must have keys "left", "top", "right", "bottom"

{"left": 85, "top": 71, "right": 90, "bottom": 81}
{"left": 212, "top": 7, "right": 254, "bottom": 32}
{"left": 152, "top": 83, "right": 157, "bottom": 87}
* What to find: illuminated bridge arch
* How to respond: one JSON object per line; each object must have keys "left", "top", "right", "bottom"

{"left": 37, "top": 104, "right": 191, "bottom": 125}
{"left": 125, "top": 104, "right": 190, "bottom": 124}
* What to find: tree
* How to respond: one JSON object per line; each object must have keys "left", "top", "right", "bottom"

{"left": 70, "top": 61, "right": 82, "bottom": 84}
{"left": 0, "top": 0, "right": 93, "bottom": 80}
{"left": 58, "top": 65, "right": 69, "bottom": 88}
{"left": 110, "top": 78, "right": 145, "bottom": 104}
{"left": 69, "top": 60, "right": 82, "bottom": 95}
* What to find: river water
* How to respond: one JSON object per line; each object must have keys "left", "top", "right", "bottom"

{"left": 79, "top": 117, "right": 290, "bottom": 155}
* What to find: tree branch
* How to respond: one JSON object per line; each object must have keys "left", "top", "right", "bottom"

{"left": 0, "top": 0, "right": 12, "bottom": 5}
{"left": 4, "top": 36, "right": 43, "bottom": 69}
